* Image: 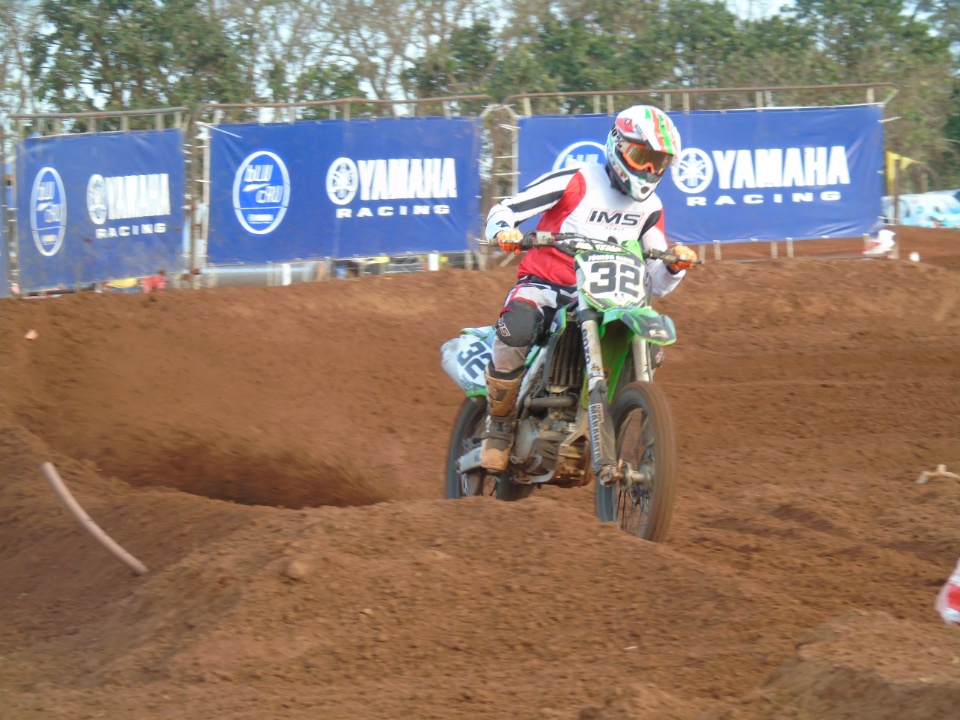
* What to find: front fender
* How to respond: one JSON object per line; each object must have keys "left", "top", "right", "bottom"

{"left": 603, "top": 307, "right": 676, "bottom": 345}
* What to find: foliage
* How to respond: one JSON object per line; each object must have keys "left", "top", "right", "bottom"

{"left": 405, "top": 21, "right": 497, "bottom": 98}
{"left": 0, "top": 0, "right": 957, "bottom": 183}
{"left": 0, "top": 1, "right": 42, "bottom": 118}
{"left": 784, "top": 0, "right": 958, "bottom": 184}
{"left": 29, "top": 0, "right": 252, "bottom": 114}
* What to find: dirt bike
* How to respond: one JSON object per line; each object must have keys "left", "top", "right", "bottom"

{"left": 441, "top": 231, "right": 699, "bottom": 541}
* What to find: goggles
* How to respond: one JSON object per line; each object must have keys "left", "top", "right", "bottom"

{"left": 617, "top": 141, "right": 674, "bottom": 176}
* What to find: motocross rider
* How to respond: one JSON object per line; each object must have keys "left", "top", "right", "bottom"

{"left": 478, "top": 104, "right": 698, "bottom": 473}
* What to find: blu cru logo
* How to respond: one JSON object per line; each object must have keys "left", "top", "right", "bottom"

{"left": 233, "top": 151, "right": 290, "bottom": 234}
{"left": 30, "top": 167, "right": 67, "bottom": 256}
{"left": 552, "top": 141, "right": 605, "bottom": 172}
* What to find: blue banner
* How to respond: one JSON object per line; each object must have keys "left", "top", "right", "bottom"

{"left": 518, "top": 106, "right": 884, "bottom": 244}
{"left": 15, "top": 131, "right": 185, "bottom": 292}
{"left": 206, "top": 117, "right": 482, "bottom": 264}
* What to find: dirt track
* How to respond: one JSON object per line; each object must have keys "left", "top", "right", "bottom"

{"left": 1, "top": 227, "right": 959, "bottom": 719}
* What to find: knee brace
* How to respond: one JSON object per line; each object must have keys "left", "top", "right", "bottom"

{"left": 495, "top": 301, "right": 544, "bottom": 349}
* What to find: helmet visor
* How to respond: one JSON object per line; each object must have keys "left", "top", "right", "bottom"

{"left": 618, "top": 141, "right": 674, "bottom": 177}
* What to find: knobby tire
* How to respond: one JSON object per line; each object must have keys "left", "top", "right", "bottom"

{"left": 595, "top": 381, "right": 677, "bottom": 541}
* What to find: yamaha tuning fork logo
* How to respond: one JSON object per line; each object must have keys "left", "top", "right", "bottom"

{"left": 86, "top": 174, "right": 108, "bottom": 225}
{"left": 326, "top": 157, "right": 359, "bottom": 206}
{"left": 30, "top": 166, "right": 67, "bottom": 256}
{"left": 671, "top": 148, "right": 714, "bottom": 194}
{"left": 233, "top": 150, "right": 290, "bottom": 234}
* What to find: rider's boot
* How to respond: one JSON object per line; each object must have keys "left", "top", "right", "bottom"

{"left": 480, "top": 365, "right": 524, "bottom": 472}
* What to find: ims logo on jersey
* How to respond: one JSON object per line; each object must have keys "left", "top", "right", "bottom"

{"left": 587, "top": 209, "right": 645, "bottom": 227}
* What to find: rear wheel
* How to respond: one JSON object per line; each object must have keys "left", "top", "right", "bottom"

{"left": 445, "top": 397, "right": 488, "bottom": 499}
{"left": 445, "top": 396, "right": 534, "bottom": 502}
{"left": 595, "top": 381, "right": 677, "bottom": 541}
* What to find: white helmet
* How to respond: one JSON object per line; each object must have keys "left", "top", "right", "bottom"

{"left": 605, "top": 105, "right": 681, "bottom": 202}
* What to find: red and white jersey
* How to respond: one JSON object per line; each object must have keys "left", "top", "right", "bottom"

{"left": 484, "top": 163, "right": 684, "bottom": 296}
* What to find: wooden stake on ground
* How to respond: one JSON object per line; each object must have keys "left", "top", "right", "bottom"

{"left": 916, "top": 464, "right": 960, "bottom": 485}
{"left": 40, "top": 462, "right": 148, "bottom": 576}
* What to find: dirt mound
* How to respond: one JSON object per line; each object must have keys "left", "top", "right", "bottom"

{"left": 756, "top": 612, "right": 960, "bottom": 719}
{"left": 1, "top": 228, "right": 959, "bottom": 719}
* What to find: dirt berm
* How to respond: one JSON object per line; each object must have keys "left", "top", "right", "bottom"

{"left": 1, "top": 227, "right": 959, "bottom": 719}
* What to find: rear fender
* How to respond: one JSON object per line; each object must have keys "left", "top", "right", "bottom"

{"left": 440, "top": 326, "right": 543, "bottom": 398}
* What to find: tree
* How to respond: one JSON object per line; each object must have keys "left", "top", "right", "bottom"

{"left": 8, "top": 0, "right": 958, "bottom": 184}
{"left": 487, "top": 1, "right": 655, "bottom": 109}
{"left": 785, "top": 0, "right": 957, "bottom": 183}
{"left": 29, "top": 0, "right": 253, "bottom": 115}
{"left": 0, "top": 1, "right": 42, "bottom": 118}
{"left": 405, "top": 21, "right": 497, "bottom": 99}
{"left": 1, "top": 0, "right": 42, "bottom": 154}
{"left": 205, "top": 0, "right": 347, "bottom": 107}
{"left": 913, "top": 0, "right": 960, "bottom": 184}
{"left": 321, "top": 0, "right": 501, "bottom": 108}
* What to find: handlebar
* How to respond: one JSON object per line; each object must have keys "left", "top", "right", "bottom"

{"left": 519, "top": 231, "right": 704, "bottom": 266}
{"left": 519, "top": 231, "right": 613, "bottom": 253}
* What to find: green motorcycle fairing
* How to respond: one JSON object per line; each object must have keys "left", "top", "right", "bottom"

{"left": 602, "top": 306, "right": 677, "bottom": 346}
{"left": 572, "top": 243, "right": 678, "bottom": 402}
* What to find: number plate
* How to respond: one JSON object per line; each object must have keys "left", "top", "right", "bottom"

{"left": 441, "top": 327, "right": 494, "bottom": 395}
{"left": 577, "top": 254, "right": 646, "bottom": 309}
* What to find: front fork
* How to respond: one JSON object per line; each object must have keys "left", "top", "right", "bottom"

{"left": 579, "top": 308, "right": 619, "bottom": 486}
{"left": 632, "top": 336, "right": 653, "bottom": 383}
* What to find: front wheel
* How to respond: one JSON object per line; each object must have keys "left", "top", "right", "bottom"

{"left": 595, "top": 381, "right": 677, "bottom": 541}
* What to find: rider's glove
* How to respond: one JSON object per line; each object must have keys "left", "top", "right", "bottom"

{"left": 496, "top": 228, "right": 524, "bottom": 255}
{"left": 666, "top": 244, "right": 697, "bottom": 274}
